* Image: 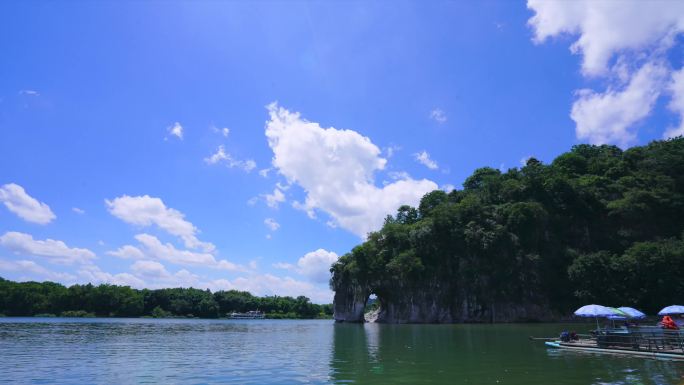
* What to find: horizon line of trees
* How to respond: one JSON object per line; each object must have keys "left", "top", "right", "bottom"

{"left": 0, "top": 277, "right": 333, "bottom": 319}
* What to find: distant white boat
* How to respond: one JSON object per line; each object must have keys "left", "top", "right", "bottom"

{"left": 229, "top": 310, "right": 265, "bottom": 319}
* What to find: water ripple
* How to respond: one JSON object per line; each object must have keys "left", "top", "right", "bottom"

{"left": 0, "top": 318, "right": 334, "bottom": 385}
{"left": 1, "top": 319, "right": 682, "bottom": 384}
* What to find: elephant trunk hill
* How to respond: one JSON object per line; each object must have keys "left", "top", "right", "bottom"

{"left": 331, "top": 138, "right": 684, "bottom": 323}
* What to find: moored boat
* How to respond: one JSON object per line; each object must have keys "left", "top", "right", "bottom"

{"left": 544, "top": 328, "right": 684, "bottom": 361}
{"left": 229, "top": 310, "right": 265, "bottom": 319}
{"left": 540, "top": 304, "right": 684, "bottom": 360}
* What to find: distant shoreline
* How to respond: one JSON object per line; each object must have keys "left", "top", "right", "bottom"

{"left": 0, "top": 313, "right": 332, "bottom": 321}
{"left": 0, "top": 277, "right": 333, "bottom": 320}
{"left": 0, "top": 314, "right": 659, "bottom": 326}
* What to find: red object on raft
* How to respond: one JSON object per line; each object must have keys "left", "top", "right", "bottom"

{"left": 661, "top": 316, "right": 679, "bottom": 330}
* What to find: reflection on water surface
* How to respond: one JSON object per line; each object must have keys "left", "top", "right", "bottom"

{"left": 332, "top": 323, "right": 683, "bottom": 385}
{"left": 0, "top": 318, "right": 682, "bottom": 384}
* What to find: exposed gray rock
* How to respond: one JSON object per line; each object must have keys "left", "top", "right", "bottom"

{"left": 333, "top": 279, "right": 559, "bottom": 323}
{"left": 332, "top": 282, "right": 369, "bottom": 323}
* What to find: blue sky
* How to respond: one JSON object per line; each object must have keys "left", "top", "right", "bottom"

{"left": 1, "top": 1, "right": 683, "bottom": 302}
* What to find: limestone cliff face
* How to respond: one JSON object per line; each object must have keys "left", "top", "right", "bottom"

{"left": 333, "top": 280, "right": 557, "bottom": 323}
{"left": 376, "top": 293, "right": 556, "bottom": 323}
{"left": 332, "top": 282, "right": 369, "bottom": 323}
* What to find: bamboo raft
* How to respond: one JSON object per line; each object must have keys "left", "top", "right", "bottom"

{"left": 541, "top": 327, "right": 684, "bottom": 361}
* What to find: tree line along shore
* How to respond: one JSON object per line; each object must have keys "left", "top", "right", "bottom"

{"left": 0, "top": 277, "right": 333, "bottom": 319}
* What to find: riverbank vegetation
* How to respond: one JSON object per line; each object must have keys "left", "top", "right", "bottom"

{"left": 0, "top": 277, "right": 333, "bottom": 319}
{"left": 332, "top": 138, "right": 684, "bottom": 316}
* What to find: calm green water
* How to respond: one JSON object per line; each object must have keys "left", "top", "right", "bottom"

{"left": 0, "top": 318, "right": 682, "bottom": 384}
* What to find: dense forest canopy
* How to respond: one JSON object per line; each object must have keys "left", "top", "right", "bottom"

{"left": 0, "top": 277, "right": 332, "bottom": 319}
{"left": 331, "top": 138, "right": 684, "bottom": 317}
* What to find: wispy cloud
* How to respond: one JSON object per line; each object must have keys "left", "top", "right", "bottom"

{"left": 384, "top": 145, "right": 401, "bottom": 159}
{"left": 441, "top": 184, "right": 455, "bottom": 193}
{"left": 167, "top": 122, "right": 183, "bottom": 140}
{"left": 211, "top": 125, "right": 230, "bottom": 137}
{"left": 19, "top": 89, "right": 40, "bottom": 96}
{"left": 520, "top": 155, "right": 531, "bottom": 166}
{"left": 204, "top": 145, "right": 256, "bottom": 173}
{"left": 429, "top": 108, "right": 447, "bottom": 124}
{"left": 414, "top": 150, "right": 439, "bottom": 170}
{"left": 264, "top": 218, "right": 280, "bottom": 231}
{"left": 262, "top": 188, "right": 285, "bottom": 209}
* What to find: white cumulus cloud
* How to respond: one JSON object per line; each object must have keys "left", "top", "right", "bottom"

{"left": 78, "top": 264, "right": 146, "bottom": 288}
{"left": 78, "top": 262, "right": 201, "bottom": 290}
{"left": 0, "top": 231, "right": 95, "bottom": 265}
{"left": 130, "top": 260, "right": 171, "bottom": 278}
{"left": 109, "top": 233, "right": 244, "bottom": 272}
{"left": 129, "top": 260, "right": 201, "bottom": 288}
{"left": 387, "top": 171, "right": 411, "bottom": 181}
{"left": 106, "top": 244, "right": 145, "bottom": 260}
{"left": 528, "top": 0, "right": 684, "bottom": 76}
{"left": 527, "top": 0, "right": 684, "bottom": 145}
{"left": 296, "top": 248, "right": 338, "bottom": 284}
{"left": 264, "top": 103, "right": 437, "bottom": 238}
{"left": 0, "top": 183, "right": 55, "bottom": 224}
{"left": 571, "top": 62, "right": 668, "bottom": 146}
{"left": 105, "top": 195, "right": 215, "bottom": 252}
{"left": 273, "top": 248, "right": 339, "bottom": 284}
{"left": 0, "top": 259, "right": 76, "bottom": 282}
{"left": 272, "top": 262, "right": 295, "bottom": 270}
{"left": 133, "top": 233, "right": 219, "bottom": 265}
{"left": 665, "top": 67, "right": 684, "bottom": 138}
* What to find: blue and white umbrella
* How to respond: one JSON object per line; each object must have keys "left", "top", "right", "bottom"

{"left": 574, "top": 305, "right": 616, "bottom": 330}
{"left": 605, "top": 308, "right": 632, "bottom": 329}
{"left": 574, "top": 304, "right": 615, "bottom": 317}
{"left": 606, "top": 307, "right": 630, "bottom": 322}
{"left": 658, "top": 305, "right": 684, "bottom": 315}
{"left": 618, "top": 306, "right": 646, "bottom": 319}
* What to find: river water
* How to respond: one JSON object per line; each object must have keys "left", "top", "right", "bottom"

{"left": 0, "top": 318, "right": 682, "bottom": 384}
